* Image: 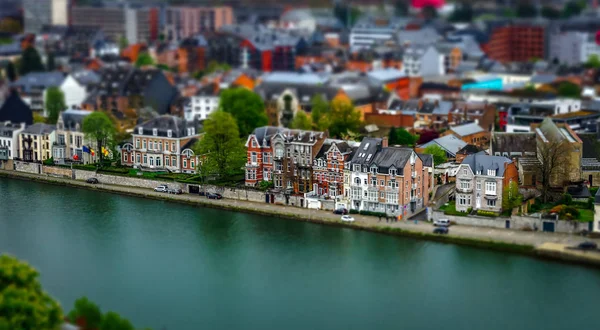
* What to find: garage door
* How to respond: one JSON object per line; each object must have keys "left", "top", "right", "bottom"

{"left": 542, "top": 221, "right": 555, "bottom": 233}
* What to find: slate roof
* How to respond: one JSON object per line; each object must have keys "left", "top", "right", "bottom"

{"left": 450, "top": 122, "right": 485, "bottom": 137}
{"left": 261, "top": 72, "right": 330, "bottom": 85}
{"left": 71, "top": 70, "right": 101, "bottom": 86}
{"left": 419, "top": 135, "right": 467, "bottom": 157}
{"left": 0, "top": 90, "right": 33, "bottom": 125}
{"left": 22, "top": 123, "right": 55, "bottom": 135}
{"left": 456, "top": 144, "right": 482, "bottom": 155}
{"left": 461, "top": 151, "right": 513, "bottom": 177}
{"left": 491, "top": 132, "right": 537, "bottom": 155}
{"left": 135, "top": 115, "right": 198, "bottom": 138}
{"left": 349, "top": 137, "right": 383, "bottom": 166}
{"left": 254, "top": 83, "right": 339, "bottom": 107}
{"left": 250, "top": 126, "right": 284, "bottom": 147}
{"left": 0, "top": 122, "right": 24, "bottom": 137}
{"left": 397, "top": 27, "right": 440, "bottom": 45}
{"left": 418, "top": 153, "right": 433, "bottom": 167}
{"left": 60, "top": 109, "right": 92, "bottom": 131}
{"left": 12, "top": 72, "right": 65, "bottom": 92}
{"left": 567, "top": 184, "right": 591, "bottom": 199}
{"left": 367, "top": 68, "right": 406, "bottom": 82}
{"left": 371, "top": 147, "right": 413, "bottom": 174}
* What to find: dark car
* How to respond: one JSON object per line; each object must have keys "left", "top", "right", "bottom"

{"left": 433, "top": 227, "right": 449, "bottom": 235}
{"left": 207, "top": 193, "right": 222, "bottom": 200}
{"left": 333, "top": 208, "right": 348, "bottom": 215}
{"left": 168, "top": 188, "right": 183, "bottom": 195}
{"left": 578, "top": 241, "right": 598, "bottom": 250}
{"left": 86, "top": 177, "right": 99, "bottom": 184}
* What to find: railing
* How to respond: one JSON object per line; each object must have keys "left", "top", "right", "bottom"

{"left": 457, "top": 187, "right": 473, "bottom": 193}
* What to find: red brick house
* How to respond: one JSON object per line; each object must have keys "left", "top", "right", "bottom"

{"left": 313, "top": 140, "right": 356, "bottom": 198}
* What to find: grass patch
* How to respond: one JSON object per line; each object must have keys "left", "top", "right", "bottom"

{"left": 439, "top": 203, "right": 468, "bottom": 216}
{"left": 578, "top": 209, "right": 594, "bottom": 222}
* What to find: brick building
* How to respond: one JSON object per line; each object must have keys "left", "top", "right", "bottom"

{"left": 485, "top": 21, "right": 546, "bottom": 63}
{"left": 313, "top": 140, "right": 356, "bottom": 198}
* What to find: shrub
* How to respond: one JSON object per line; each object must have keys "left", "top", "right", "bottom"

{"left": 587, "top": 197, "right": 594, "bottom": 210}
{"left": 43, "top": 157, "right": 54, "bottom": 166}
{"left": 590, "top": 187, "right": 599, "bottom": 197}
{"left": 467, "top": 207, "right": 473, "bottom": 214}
{"left": 477, "top": 210, "right": 499, "bottom": 217}
{"left": 349, "top": 209, "right": 359, "bottom": 214}
{"left": 358, "top": 210, "right": 387, "bottom": 217}
{"left": 561, "top": 193, "right": 573, "bottom": 205}
{"left": 549, "top": 204, "right": 565, "bottom": 214}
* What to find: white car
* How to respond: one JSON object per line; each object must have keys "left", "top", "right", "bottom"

{"left": 434, "top": 219, "right": 450, "bottom": 227}
{"left": 341, "top": 215, "right": 355, "bottom": 222}
{"left": 154, "top": 185, "right": 168, "bottom": 193}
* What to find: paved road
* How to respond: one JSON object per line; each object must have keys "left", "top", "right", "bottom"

{"left": 2, "top": 170, "right": 599, "bottom": 249}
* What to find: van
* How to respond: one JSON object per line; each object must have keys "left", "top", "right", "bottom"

{"left": 433, "top": 219, "right": 450, "bottom": 227}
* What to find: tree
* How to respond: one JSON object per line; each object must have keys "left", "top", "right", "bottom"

{"left": 19, "top": 46, "right": 45, "bottom": 75}
{"left": 389, "top": 127, "right": 417, "bottom": 146}
{"left": 416, "top": 129, "right": 439, "bottom": 145}
{"left": 68, "top": 297, "right": 103, "bottom": 330}
{"left": 333, "top": 3, "right": 361, "bottom": 27}
{"left": 536, "top": 139, "right": 571, "bottom": 203}
{"left": 562, "top": 0, "right": 585, "bottom": 18}
{"left": 310, "top": 94, "right": 330, "bottom": 132}
{"left": 45, "top": 86, "right": 66, "bottom": 124}
{"left": 82, "top": 112, "right": 116, "bottom": 164}
{"left": 135, "top": 52, "right": 154, "bottom": 67}
{"left": 118, "top": 36, "right": 128, "bottom": 50}
{"left": 423, "top": 145, "right": 447, "bottom": 166}
{"left": 100, "top": 312, "right": 134, "bottom": 330}
{"left": 449, "top": 3, "right": 473, "bottom": 22}
{"left": 290, "top": 111, "right": 312, "bottom": 130}
{"left": 328, "top": 99, "right": 362, "bottom": 138}
{"left": 219, "top": 88, "right": 268, "bottom": 137}
{"left": 0, "top": 254, "right": 63, "bottom": 330}
{"left": 516, "top": 2, "right": 538, "bottom": 18}
{"left": 585, "top": 54, "right": 600, "bottom": 69}
{"left": 194, "top": 111, "right": 246, "bottom": 179}
{"left": 557, "top": 81, "right": 581, "bottom": 98}
{"left": 502, "top": 181, "right": 522, "bottom": 213}
{"left": 46, "top": 52, "right": 56, "bottom": 71}
{"left": 4, "top": 61, "right": 16, "bottom": 81}
{"left": 541, "top": 6, "right": 561, "bottom": 19}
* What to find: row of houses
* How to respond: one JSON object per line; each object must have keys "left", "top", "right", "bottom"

{"left": 244, "top": 127, "right": 434, "bottom": 216}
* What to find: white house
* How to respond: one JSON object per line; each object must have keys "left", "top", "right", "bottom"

{"left": 0, "top": 121, "right": 25, "bottom": 160}
{"left": 402, "top": 44, "right": 444, "bottom": 77}
{"left": 60, "top": 70, "right": 100, "bottom": 108}
{"left": 185, "top": 84, "right": 220, "bottom": 122}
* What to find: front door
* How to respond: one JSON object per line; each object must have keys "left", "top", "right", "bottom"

{"left": 505, "top": 220, "right": 510, "bottom": 229}
{"left": 589, "top": 175, "right": 593, "bottom": 187}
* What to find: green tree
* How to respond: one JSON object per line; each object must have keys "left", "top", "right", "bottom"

{"left": 557, "top": 81, "right": 581, "bottom": 98}
{"left": 219, "top": 88, "right": 268, "bottom": 137}
{"left": 5, "top": 61, "right": 17, "bottom": 81}
{"left": 333, "top": 3, "right": 361, "bottom": 27}
{"left": 46, "top": 52, "right": 56, "bottom": 71}
{"left": 423, "top": 144, "right": 447, "bottom": 166}
{"left": 135, "top": 52, "right": 154, "bottom": 67}
{"left": 516, "top": 2, "right": 538, "bottom": 18}
{"left": 562, "top": 0, "right": 585, "bottom": 18}
{"left": 118, "top": 36, "right": 128, "bottom": 50}
{"left": 585, "top": 54, "right": 600, "bottom": 69}
{"left": 310, "top": 94, "right": 330, "bottom": 131}
{"left": 19, "top": 46, "right": 45, "bottom": 75}
{"left": 45, "top": 86, "right": 66, "bottom": 124}
{"left": 100, "top": 312, "right": 134, "bottom": 330}
{"left": 328, "top": 99, "right": 362, "bottom": 138}
{"left": 0, "top": 254, "right": 63, "bottom": 330}
{"left": 82, "top": 112, "right": 116, "bottom": 164}
{"left": 68, "top": 297, "right": 103, "bottom": 330}
{"left": 194, "top": 111, "right": 246, "bottom": 179}
{"left": 502, "top": 181, "right": 522, "bottom": 212}
{"left": 449, "top": 3, "right": 473, "bottom": 22}
{"left": 541, "top": 6, "right": 561, "bottom": 19}
{"left": 389, "top": 127, "right": 417, "bottom": 146}
{"left": 290, "top": 111, "right": 312, "bottom": 130}
{"left": 394, "top": 0, "right": 409, "bottom": 16}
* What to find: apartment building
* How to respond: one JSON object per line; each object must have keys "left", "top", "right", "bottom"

{"left": 343, "top": 137, "right": 432, "bottom": 217}
{"left": 506, "top": 99, "right": 582, "bottom": 132}
{"left": 122, "top": 116, "right": 200, "bottom": 173}
{"left": 349, "top": 16, "right": 405, "bottom": 51}
{"left": 485, "top": 20, "right": 546, "bottom": 63}
{"left": 244, "top": 126, "right": 327, "bottom": 194}
{"left": 164, "top": 6, "right": 234, "bottom": 41}
{"left": 18, "top": 124, "right": 56, "bottom": 162}
{"left": 313, "top": 140, "right": 356, "bottom": 198}
{"left": 454, "top": 151, "right": 519, "bottom": 214}
{"left": 185, "top": 84, "right": 220, "bottom": 122}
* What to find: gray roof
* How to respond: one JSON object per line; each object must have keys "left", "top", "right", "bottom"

{"left": 22, "top": 123, "right": 55, "bottom": 135}
{"left": 418, "top": 153, "right": 433, "bottom": 167}
{"left": 450, "top": 122, "right": 485, "bottom": 137}
{"left": 0, "top": 122, "right": 24, "bottom": 136}
{"left": 371, "top": 147, "right": 413, "bottom": 174}
{"left": 135, "top": 115, "right": 197, "bottom": 138}
{"left": 71, "top": 70, "right": 101, "bottom": 85}
{"left": 420, "top": 135, "right": 467, "bottom": 157}
{"left": 367, "top": 68, "right": 406, "bottom": 82}
{"left": 432, "top": 101, "right": 453, "bottom": 115}
{"left": 261, "top": 72, "right": 330, "bottom": 85}
{"left": 349, "top": 137, "right": 383, "bottom": 166}
{"left": 491, "top": 132, "right": 537, "bottom": 155}
{"left": 12, "top": 72, "right": 66, "bottom": 92}
{"left": 60, "top": 109, "right": 91, "bottom": 131}
{"left": 530, "top": 74, "right": 557, "bottom": 84}
{"left": 397, "top": 27, "right": 440, "bottom": 45}
{"left": 461, "top": 151, "right": 513, "bottom": 177}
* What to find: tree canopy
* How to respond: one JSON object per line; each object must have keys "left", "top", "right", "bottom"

{"left": 389, "top": 127, "right": 417, "bottom": 146}
{"left": 328, "top": 99, "right": 362, "bottom": 138}
{"left": 219, "top": 88, "right": 268, "bottom": 138}
{"left": 416, "top": 129, "right": 439, "bottom": 145}
{"left": 0, "top": 254, "right": 63, "bottom": 330}
{"left": 502, "top": 181, "right": 522, "bottom": 213}
{"left": 82, "top": 112, "right": 116, "bottom": 163}
{"left": 585, "top": 54, "right": 600, "bottom": 69}
{"left": 333, "top": 3, "right": 361, "bottom": 27}
{"left": 562, "top": 0, "right": 585, "bottom": 18}
{"left": 19, "top": 46, "right": 45, "bottom": 75}
{"left": 194, "top": 111, "right": 246, "bottom": 179}
{"left": 290, "top": 111, "right": 312, "bottom": 130}
{"left": 423, "top": 144, "right": 447, "bottom": 166}
{"left": 45, "top": 87, "right": 66, "bottom": 124}
{"left": 68, "top": 297, "right": 103, "bottom": 330}
{"left": 135, "top": 52, "right": 154, "bottom": 67}
{"left": 99, "top": 312, "right": 134, "bottom": 330}
{"left": 541, "top": 6, "right": 561, "bottom": 19}
{"left": 557, "top": 81, "right": 581, "bottom": 98}
{"left": 310, "top": 94, "right": 331, "bottom": 132}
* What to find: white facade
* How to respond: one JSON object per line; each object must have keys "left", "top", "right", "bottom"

{"left": 60, "top": 75, "right": 88, "bottom": 108}
{"left": 51, "top": 0, "right": 69, "bottom": 25}
{"left": 506, "top": 99, "right": 582, "bottom": 133}
{"left": 403, "top": 46, "right": 444, "bottom": 77}
{"left": 186, "top": 95, "right": 219, "bottom": 122}
{"left": 549, "top": 31, "right": 600, "bottom": 66}
{"left": 0, "top": 122, "right": 25, "bottom": 159}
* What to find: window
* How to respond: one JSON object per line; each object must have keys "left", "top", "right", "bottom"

{"left": 354, "top": 177, "right": 361, "bottom": 185}
{"left": 152, "top": 128, "right": 157, "bottom": 136}
{"left": 136, "top": 154, "right": 140, "bottom": 163}
{"left": 275, "top": 147, "right": 284, "bottom": 158}
{"left": 138, "top": 127, "right": 143, "bottom": 134}
{"left": 158, "top": 142, "right": 162, "bottom": 151}
{"left": 172, "top": 142, "right": 175, "bottom": 151}
{"left": 460, "top": 181, "right": 470, "bottom": 190}
{"left": 353, "top": 164, "right": 360, "bottom": 172}
{"left": 371, "top": 178, "right": 377, "bottom": 186}
{"left": 191, "top": 160, "right": 195, "bottom": 168}
{"left": 476, "top": 182, "right": 481, "bottom": 190}
{"left": 251, "top": 152, "right": 257, "bottom": 163}
{"left": 390, "top": 169, "right": 397, "bottom": 176}
{"left": 463, "top": 169, "right": 467, "bottom": 175}
{"left": 263, "top": 152, "right": 270, "bottom": 164}
{"left": 143, "top": 155, "right": 147, "bottom": 164}
{"left": 150, "top": 157, "right": 154, "bottom": 166}
{"left": 143, "top": 140, "right": 147, "bottom": 149}
{"left": 487, "top": 169, "right": 496, "bottom": 176}
{"left": 166, "top": 157, "right": 170, "bottom": 166}
{"left": 363, "top": 179, "right": 368, "bottom": 185}
{"left": 380, "top": 192, "right": 385, "bottom": 198}
{"left": 370, "top": 167, "right": 377, "bottom": 174}
{"left": 156, "top": 157, "right": 161, "bottom": 167}
{"left": 485, "top": 182, "right": 497, "bottom": 195}
{"left": 380, "top": 180, "right": 384, "bottom": 186}
{"left": 251, "top": 139, "right": 257, "bottom": 148}
{"left": 167, "top": 130, "right": 172, "bottom": 138}
{"left": 183, "top": 159, "right": 188, "bottom": 168}
{"left": 487, "top": 199, "right": 496, "bottom": 207}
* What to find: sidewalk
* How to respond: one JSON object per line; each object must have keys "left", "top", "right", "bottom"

{"left": 2, "top": 169, "right": 599, "bottom": 250}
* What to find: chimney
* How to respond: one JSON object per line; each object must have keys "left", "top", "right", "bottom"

{"left": 382, "top": 136, "right": 388, "bottom": 148}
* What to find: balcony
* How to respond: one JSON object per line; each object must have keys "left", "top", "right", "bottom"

{"left": 412, "top": 183, "right": 417, "bottom": 190}
{"left": 457, "top": 187, "right": 473, "bottom": 193}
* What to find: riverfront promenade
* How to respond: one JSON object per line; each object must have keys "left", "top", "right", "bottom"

{"left": 2, "top": 169, "right": 600, "bottom": 266}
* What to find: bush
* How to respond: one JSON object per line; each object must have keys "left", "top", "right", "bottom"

{"left": 73, "top": 164, "right": 97, "bottom": 171}
{"left": 477, "top": 210, "right": 499, "bottom": 217}
{"left": 549, "top": 204, "right": 580, "bottom": 219}
{"left": 358, "top": 210, "right": 387, "bottom": 217}
{"left": 561, "top": 193, "right": 573, "bottom": 205}
{"left": 590, "top": 187, "right": 598, "bottom": 197}
{"left": 587, "top": 197, "right": 594, "bottom": 210}
{"left": 349, "top": 209, "right": 359, "bottom": 214}
{"left": 467, "top": 207, "right": 473, "bottom": 214}
{"left": 43, "top": 157, "right": 54, "bottom": 166}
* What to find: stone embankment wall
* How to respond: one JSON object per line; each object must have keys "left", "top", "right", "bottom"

{"left": 14, "top": 161, "right": 41, "bottom": 174}
{"left": 432, "top": 211, "right": 588, "bottom": 234}
{"left": 72, "top": 169, "right": 183, "bottom": 190}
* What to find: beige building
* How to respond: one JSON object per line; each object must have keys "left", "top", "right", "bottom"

{"left": 53, "top": 109, "right": 97, "bottom": 164}
{"left": 18, "top": 124, "right": 56, "bottom": 162}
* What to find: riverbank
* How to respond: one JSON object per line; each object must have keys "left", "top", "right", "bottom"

{"left": 2, "top": 169, "right": 599, "bottom": 268}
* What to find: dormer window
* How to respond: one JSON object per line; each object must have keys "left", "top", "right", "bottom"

{"left": 152, "top": 128, "right": 157, "bottom": 136}
{"left": 390, "top": 169, "right": 397, "bottom": 176}
{"left": 370, "top": 166, "right": 377, "bottom": 174}
{"left": 167, "top": 130, "right": 172, "bottom": 138}
{"left": 138, "top": 127, "right": 143, "bottom": 135}
{"left": 487, "top": 169, "right": 496, "bottom": 176}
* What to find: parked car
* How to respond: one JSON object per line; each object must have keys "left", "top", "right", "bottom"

{"left": 433, "top": 219, "right": 450, "bottom": 227}
{"left": 168, "top": 188, "right": 183, "bottom": 195}
{"left": 341, "top": 215, "right": 355, "bottom": 222}
{"left": 577, "top": 241, "right": 598, "bottom": 250}
{"left": 433, "top": 227, "right": 449, "bottom": 234}
{"left": 86, "top": 177, "right": 99, "bottom": 184}
{"left": 154, "top": 185, "right": 168, "bottom": 193}
{"left": 207, "top": 193, "right": 222, "bottom": 200}
{"left": 333, "top": 208, "right": 348, "bottom": 215}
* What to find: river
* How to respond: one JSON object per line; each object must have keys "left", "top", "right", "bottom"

{"left": 1, "top": 177, "right": 599, "bottom": 330}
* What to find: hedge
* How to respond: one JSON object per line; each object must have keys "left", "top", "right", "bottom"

{"left": 359, "top": 210, "right": 387, "bottom": 218}
{"left": 477, "top": 210, "right": 500, "bottom": 217}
